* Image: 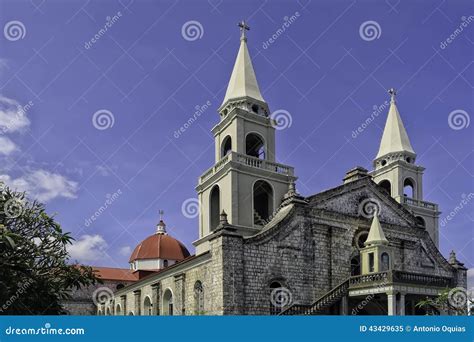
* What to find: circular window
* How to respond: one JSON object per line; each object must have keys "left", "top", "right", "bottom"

{"left": 354, "top": 231, "right": 369, "bottom": 250}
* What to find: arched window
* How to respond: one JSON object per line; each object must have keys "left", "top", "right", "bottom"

{"left": 253, "top": 180, "right": 273, "bottom": 225}
{"left": 143, "top": 296, "right": 152, "bottom": 316}
{"left": 163, "top": 289, "right": 173, "bottom": 316}
{"left": 381, "top": 252, "right": 390, "bottom": 271}
{"left": 379, "top": 180, "right": 391, "bottom": 196}
{"left": 221, "top": 136, "right": 232, "bottom": 157}
{"left": 210, "top": 185, "right": 220, "bottom": 230}
{"left": 269, "top": 281, "right": 284, "bottom": 315}
{"left": 415, "top": 216, "right": 425, "bottom": 227}
{"left": 115, "top": 304, "right": 121, "bottom": 316}
{"left": 403, "top": 178, "right": 415, "bottom": 198}
{"left": 163, "top": 259, "right": 168, "bottom": 268}
{"left": 116, "top": 283, "right": 124, "bottom": 290}
{"left": 351, "top": 256, "right": 361, "bottom": 276}
{"left": 246, "top": 133, "right": 265, "bottom": 159}
{"left": 194, "top": 281, "right": 204, "bottom": 315}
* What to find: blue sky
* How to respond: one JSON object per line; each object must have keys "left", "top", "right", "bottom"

{"left": 0, "top": 0, "right": 472, "bottom": 283}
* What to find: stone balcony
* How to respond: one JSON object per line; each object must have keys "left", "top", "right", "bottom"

{"left": 401, "top": 197, "right": 438, "bottom": 211}
{"left": 199, "top": 152, "right": 295, "bottom": 184}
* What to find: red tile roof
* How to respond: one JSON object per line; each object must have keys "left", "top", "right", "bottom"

{"left": 129, "top": 233, "right": 190, "bottom": 262}
{"left": 92, "top": 267, "right": 138, "bottom": 282}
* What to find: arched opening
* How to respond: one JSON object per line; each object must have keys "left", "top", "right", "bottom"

{"left": 221, "top": 136, "right": 232, "bottom": 157}
{"left": 415, "top": 216, "right": 426, "bottom": 227}
{"left": 128, "top": 311, "right": 134, "bottom": 316}
{"left": 351, "top": 256, "right": 361, "bottom": 276}
{"left": 269, "top": 281, "right": 284, "bottom": 315}
{"left": 381, "top": 252, "right": 390, "bottom": 271}
{"left": 143, "top": 296, "right": 152, "bottom": 316}
{"left": 403, "top": 178, "right": 415, "bottom": 198}
{"left": 378, "top": 180, "right": 391, "bottom": 196}
{"left": 246, "top": 133, "right": 265, "bottom": 159}
{"left": 253, "top": 180, "right": 273, "bottom": 225}
{"left": 163, "top": 289, "right": 173, "bottom": 316}
{"left": 251, "top": 104, "right": 259, "bottom": 114}
{"left": 163, "top": 259, "right": 168, "bottom": 268}
{"left": 115, "top": 304, "right": 121, "bottom": 316}
{"left": 210, "top": 185, "right": 220, "bottom": 231}
{"left": 97, "top": 309, "right": 103, "bottom": 316}
{"left": 194, "top": 281, "right": 204, "bottom": 315}
{"left": 116, "top": 283, "right": 124, "bottom": 290}
{"left": 355, "top": 231, "right": 369, "bottom": 250}
{"left": 106, "top": 307, "right": 111, "bottom": 315}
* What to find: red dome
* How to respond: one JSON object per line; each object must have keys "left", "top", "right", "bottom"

{"left": 129, "top": 233, "right": 190, "bottom": 263}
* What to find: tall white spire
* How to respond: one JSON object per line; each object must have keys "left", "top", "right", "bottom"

{"left": 365, "top": 210, "right": 388, "bottom": 246}
{"left": 375, "top": 89, "right": 415, "bottom": 159}
{"left": 221, "top": 21, "right": 265, "bottom": 107}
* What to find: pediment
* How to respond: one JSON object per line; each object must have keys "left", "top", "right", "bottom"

{"left": 308, "top": 178, "right": 415, "bottom": 227}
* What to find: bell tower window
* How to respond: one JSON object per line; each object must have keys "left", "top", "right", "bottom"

{"left": 403, "top": 178, "right": 415, "bottom": 198}
{"left": 221, "top": 136, "right": 232, "bottom": 157}
{"left": 253, "top": 180, "right": 273, "bottom": 224}
{"left": 210, "top": 185, "right": 220, "bottom": 230}
{"left": 379, "top": 180, "right": 391, "bottom": 196}
{"left": 246, "top": 133, "right": 265, "bottom": 160}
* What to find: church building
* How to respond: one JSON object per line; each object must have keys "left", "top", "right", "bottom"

{"left": 90, "top": 23, "right": 466, "bottom": 316}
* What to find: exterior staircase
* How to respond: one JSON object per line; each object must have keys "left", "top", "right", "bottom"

{"left": 280, "top": 278, "right": 349, "bottom": 315}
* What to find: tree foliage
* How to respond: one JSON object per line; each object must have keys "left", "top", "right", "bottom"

{"left": 0, "top": 183, "right": 98, "bottom": 315}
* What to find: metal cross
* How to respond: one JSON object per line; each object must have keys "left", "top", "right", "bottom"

{"left": 388, "top": 88, "right": 397, "bottom": 102}
{"left": 238, "top": 20, "right": 250, "bottom": 40}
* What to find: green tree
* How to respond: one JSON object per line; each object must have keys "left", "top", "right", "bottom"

{"left": 0, "top": 183, "right": 98, "bottom": 315}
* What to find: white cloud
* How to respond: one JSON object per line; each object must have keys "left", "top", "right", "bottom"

{"left": 0, "top": 95, "right": 31, "bottom": 133}
{"left": 119, "top": 246, "right": 132, "bottom": 257}
{"left": 0, "top": 169, "right": 78, "bottom": 202}
{"left": 0, "top": 136, "right": 18, "bottom": 155}
{"left": 68, "top": 234, "right": 108, "bottom": 263}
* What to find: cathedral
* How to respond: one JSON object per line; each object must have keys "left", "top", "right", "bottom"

{"left": 71, "top": 24, "right": 467, "bottom": 316}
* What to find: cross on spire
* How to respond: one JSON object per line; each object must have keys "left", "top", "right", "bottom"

{"left": 158, "top": 209, "right": 164, "bottom": 221}
{"left": 238, "top": 20, "right": 250, "bottom": 41}
{"left": 388, "top": 88, "right": 397, "bottom": 103}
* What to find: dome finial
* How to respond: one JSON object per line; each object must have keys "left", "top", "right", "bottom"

{"left": 156, "top": 209, "right": 167, "bottom": 234}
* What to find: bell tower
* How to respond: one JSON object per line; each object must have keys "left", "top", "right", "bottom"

{"left": 370, "top": 89, "right": 440, "bottom": 246}
{"left": 194, "top": 22, "right": 296, "bottom": 254}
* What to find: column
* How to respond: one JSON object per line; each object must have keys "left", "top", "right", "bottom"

{"left": 398, "top": 293, "right": 405, "bottom": 315}
{"left": 340, "top": 296, "right": 349, "bottom": 315}
{"left": 133, "top": 290, "right": 141, "bottom": 316}
{"left": 151, "top": 282, "right": 161, "bottom": 316}
{"left": 120, "top": 295, "right": 127, "bottom": 316}
{"left": 387, "top": 292, "right": 396, "bottom": 316}
{"left": 174, "top": 273, "right": 186, "bottom": 315}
